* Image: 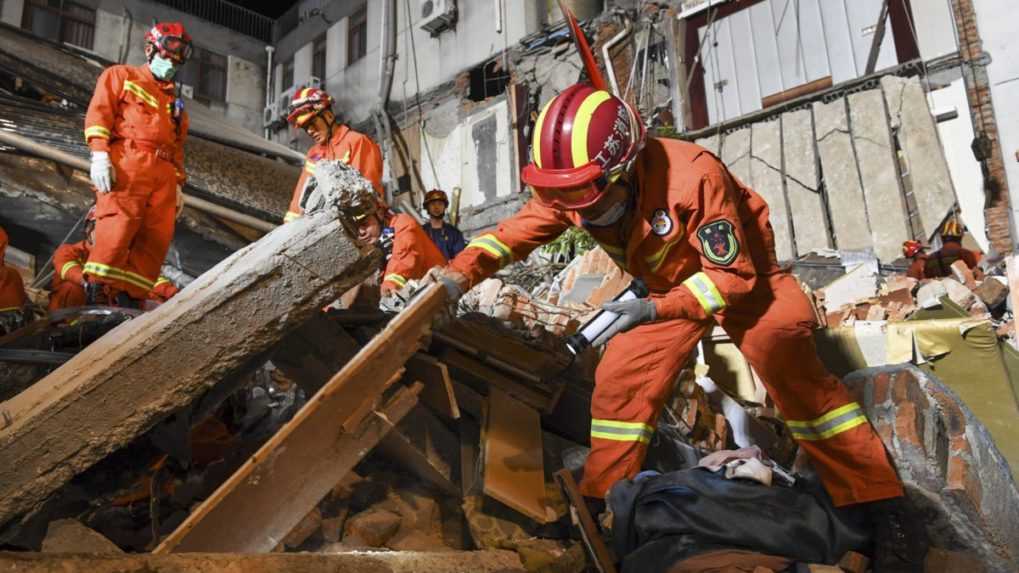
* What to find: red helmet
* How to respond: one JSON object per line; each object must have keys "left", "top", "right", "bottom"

{"left": 424, "top": 189, "right": 448, "bottom": 206}
{"left": 145, "top": 22, "right": 192, "bottom": 64}
{"left": 521, "top": 84, "right": 645, "bottom": 209}
{"left": 287, "top": 87, "right": 334, "bottom": 128}
{"left": 902, "top": 240, "right": 924, "bottom": 258}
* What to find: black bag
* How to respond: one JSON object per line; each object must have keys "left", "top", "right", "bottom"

{"left": 608, "top": 468, "right": 870, "bottom": 573}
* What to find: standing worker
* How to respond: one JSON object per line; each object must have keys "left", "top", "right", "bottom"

{"left": 83, "top": 22, "right": 190, "bottom": 307}
{"left": 421, "top": 189, "right": 466, "bottom": 261}
{"left": 424, "top": 39, "right": 926, "bottom": 568}
{"left": 284, "top": 87, "right": 383, "bottom": 223}
{"left": 0, "top": 226, "right": 28, "bottom": 334}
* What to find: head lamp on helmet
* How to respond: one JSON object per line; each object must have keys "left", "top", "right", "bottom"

{"left": 287, "top": 87, "right": 334, "bottom": 128}
{"left": 522, "top": 84, "right": 645, "bottom": 210}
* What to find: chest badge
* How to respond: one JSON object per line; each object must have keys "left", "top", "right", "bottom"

{"left": 651, "top": 209, "right": 673, "bottom": 236}
{"left": 697, "top": 219, "right": 740, "bottom": 266}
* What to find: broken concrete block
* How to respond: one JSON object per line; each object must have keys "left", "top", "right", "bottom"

{"left": 320, "top": 514, "right": 346, "bottom": 544}
{"left": 884, "top": 274, "right": 918, "bottom": 294}
{"left": 41, "top": 520, "right": 122, "bottom": 554}
{"left": 813, "top": 98, "right": 872, "bottom": 252}
{"left": 0, "top": 163, "right": 381, "bottom": 531}
{"left": 973, "top": 278, "right": 1008, "bottom": 310}
{"left": 821, "top": 263, "right": 878, "bottom": 311}
{"left": 951, "top": 259, "right": 978, "bottom": 290}
{"left": 343, "top": 508, "right": 402, "bottom": 547}
{"left": 843, "top": 366, "right": 1019, "bottom": 571}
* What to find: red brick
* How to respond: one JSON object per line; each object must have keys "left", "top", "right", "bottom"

{"left": 947, "top": 456, "right": 983, "bottom": 509}
{"left": 871, "top": 372, "right": 891, "bottom": 405}
{"left": 894, "top": 402, "right": 924, "bottom": 449}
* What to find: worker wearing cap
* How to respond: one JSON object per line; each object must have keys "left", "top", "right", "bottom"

{"left": 422, "top": 189, "right": 465, "bottom": 261}
{"left": 50, "top": 209, "right": 180, "bottom": 311}
{"left": 82, "top": 22, "right": 190, "bottom": 307}
{"left": 424, "top": 82, "right": 924, "bottom": 566}
{"left": 909, "top": 217, "right": 982, "bottom": 280}
{"left": 0, "top": 226, "right": 28, "bottom": 333}
{"left": 284, "top": 87, "right": 383, "bottom": 223}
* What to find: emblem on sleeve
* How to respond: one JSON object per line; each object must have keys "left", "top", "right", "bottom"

{"left": 696, "top": 219, "right": 739, "bottom": 265}
{"left": 651, "top": 209, "right": 673, "bottom": 236}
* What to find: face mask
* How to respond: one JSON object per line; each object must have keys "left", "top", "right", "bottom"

{"left": 149, "top": 54, "right": 178, "bottom": 81}
{"left": 584, "top": 199, "right": 628, "bottom": 227}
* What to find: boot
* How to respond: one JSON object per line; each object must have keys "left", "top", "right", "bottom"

{"left": 84, "top": 280, "right": 102, "bottom": 306}
{"left": 868, "top": 496, "right": 929, "bottom": 572}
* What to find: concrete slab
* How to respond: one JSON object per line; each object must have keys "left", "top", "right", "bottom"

{"left": 0, "top": 164, "right": 382, "bottom": 530}
{"left": 882, "top": 75, "right": 957, "bottom": 240}
{"left": 749, "top": 118, "right": 794, "bottom": 261}
{"left": 0, "top": 550, "right": 526, "bottom": 572}
{"left": 721, "top": 127, "right": 751, "bottom": 187}
{"left": 813, "top": 98, "right": 873, "bottom": 252}
{"left": 695, "top": 134, "right": 720, "bottom": 155}
{"left": 848, "top": 89, "right": 911, "bottom": 263}
{"left": 781, "top": 108, "right": 830, "bottom": 254}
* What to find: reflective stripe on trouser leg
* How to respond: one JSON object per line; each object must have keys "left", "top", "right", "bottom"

{"left": 590, "top": 419, "right": 654, "bottom": 444}
{"left": 786, "top": 402, "right": 868, "bottom": 441}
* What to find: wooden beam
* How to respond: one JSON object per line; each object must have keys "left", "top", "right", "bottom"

{"left": 406, "top": 353, "right": 460, "bottom": 420}
{"left": 378, "top": 405, "right": 460, "bottom": 496}
{"left": 440, "top": 349, "right": 552, "bottom": 413}
{"left": 154, "top": 284, "right": 447, "bottom": 553}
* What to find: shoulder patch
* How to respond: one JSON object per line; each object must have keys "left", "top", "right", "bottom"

{"left": 651, "top": 209, "right": 673, "bottom": 236}
{"left": 696, "top": 219, "right": 740, "bottom": 266}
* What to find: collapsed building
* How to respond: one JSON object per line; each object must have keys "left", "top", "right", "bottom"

{"left": 2, "top": 0, "right": 1019, "bottom": 572}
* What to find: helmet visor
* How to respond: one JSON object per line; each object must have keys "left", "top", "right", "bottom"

{"left": 521, "top": 161, "right": 611, "bottom": 210}
{"left": 156, "top": 36, "right": 192, "bottom": 63}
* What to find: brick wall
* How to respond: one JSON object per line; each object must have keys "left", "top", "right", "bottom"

{"left": 950, "top": 0, "right": 1013, "bottom": 253}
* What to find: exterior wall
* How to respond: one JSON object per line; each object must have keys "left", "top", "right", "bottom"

{"left": 970, "top": 0, "right": 1018, "bottom": 251}
{"left": 2, "top": 0, "right": 25, "bottom": 28}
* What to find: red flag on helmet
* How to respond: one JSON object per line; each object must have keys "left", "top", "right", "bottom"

{"left": 557, "top": 0, "right": 607, "bottom": 91}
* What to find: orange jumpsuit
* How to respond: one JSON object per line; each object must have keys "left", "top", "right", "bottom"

{"left": 286, "top": 125, "right": 383, "bottom": 223}
{"left": 148, "top": 277, "right": 179, "bottom": 302}
{"left": 48, "top": 240, "right": 177, "bottom": 310}
{"left": 907, "top": 241, "right": 981, "bottom": 279}
{"left": 0, "top": 227, "right": 27, "bottom": 315}
{"left": 84, "top": 64, "right": 188, "bottom": 299}
{"left": 448, "top": 138, "right": 903, "bottom": 506}
{"left": 381, "top": 213, "right": 447, "bottom": 293}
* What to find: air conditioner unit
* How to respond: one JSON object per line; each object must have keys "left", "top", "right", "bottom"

{"left": 180, "top": 84, "right": 195, "bottom": 99}
{"left": 263, "top": 101, "right": 279, "bottom": 127}
{"left": 419, "top": 0, "right": 457, "bottom": 36}
{"left": 277, "top": 85, "right": 297, "bottom": 115}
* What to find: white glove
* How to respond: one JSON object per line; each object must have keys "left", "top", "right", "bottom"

{"left": 175, "top": 185, "right": 184, "bottom": 219}
{"left": 419, "top": 267, "right": 468, "bottom": 304}
{"left": 592, "top": 298, "right": 658, "bottom": 346}
{"left": 90, "top": 151, "right": 115, "bottom": 193}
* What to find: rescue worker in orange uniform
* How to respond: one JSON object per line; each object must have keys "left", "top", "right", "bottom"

{"left": 284, "top": 87, "right": 384, "bottom": 223}
{"left": 50, "top": 209, "right": 180, "bottom": 311}
{"left": 902, "top": 240, "right": 928, "bottom": 280}
{"left": 83, "top": 22, "right": 191, "bottom": 307}
{"left": 427, "top": 82, "right": 924, "bottom": 567}
{"left": 0, "top": 226, "right": 28, "bottom": 334}
{"left": 907, "top": 218, "right": 982, "bottom": 280}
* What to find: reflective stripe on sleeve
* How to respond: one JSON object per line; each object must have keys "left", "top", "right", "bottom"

{"left": 384, "top": 273, "right": 408, "bottom": 288}
{"left": 466, "top": 234, "right": 513, "bottom": 267}
{"left": 786, "top": 402, "right": 868, "bottom": 441}
{"left": 590, "top": 419, "right": 654, "bottom": 444}
{"left": 682, "top": 271, "right": 726, "bottom": 315}
{"left": 304, "top": 160, "right": 317, "bottom": 174}
{"left": 84, "top": 125, "right": 111, "bottom": 140}
{"left": 60, "top": 261, "right": 82, "bottom": 280}
{"left": 284, "top": 211, "right": 302, "bottom": 223}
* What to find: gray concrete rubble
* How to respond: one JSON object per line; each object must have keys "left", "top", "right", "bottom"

{"left": 0, "top": 551, "right": 526, "bottom": 573}
{"left": 0, "top": 162, "right": 382, "bottom": 531}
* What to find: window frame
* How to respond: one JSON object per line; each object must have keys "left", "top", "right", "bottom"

{"left": 347, "top": 4, "right": 367, "bottom": 66}
{"left": 21, "top": 0, "right": 96, "bottom": 50}
{"left": 281, "top": 58, "right": 295, "bottom": 93}
{"left": 312, "top": 33, "right": 327, "bottom": 82}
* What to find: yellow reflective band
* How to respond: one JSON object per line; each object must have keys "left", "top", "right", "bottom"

{"left": 0, "top": 306, "right": 20, "bottom": 313}
{"left": 590, "top": 419, "right": 654, "bottom": 444}
{"left": 532, "top": 98, "right": 553, "bottom": 168}
{"left": 467, "top": 234, "right": 512, "bottom": 265}
{"left": 787, "top": 403, "right": 868, "bottom": 442}
{"left": 571, "top": 90, "right": 613, "bottom": 167}
{"left": 60, "top": 261, "right": 82, "bottom": 280}
{"left": 341, "top": 150, "right": 351, "bottom": 163}
{"left": 304, "top": 160, "right": 317, "bottom": 174}
{"left": 384, "top": 273, "right": 408, "bottom": 288}
{"left": 645, "top": 240, "right": 678, "bottom": 272}
{"left": 154, "top": 277, "right": 171, "bottom": 287}
{"left": 122, "top": 80, "right": 160, "bottom": 109}
{"left": 284, "top": 211, "right": 302, "bottom": 223}
{"left": 683, "top": 271, "right": 726, "bottom": 315}
{"left": 83, "top": 262, "right": 154, "bottom": 291}
{"left": 84, "top": 125, "right": 111, "bottom": 140}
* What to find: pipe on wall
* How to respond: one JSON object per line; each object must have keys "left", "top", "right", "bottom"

{"left": 602, "top": 17, "right": 633, "bottom": 97}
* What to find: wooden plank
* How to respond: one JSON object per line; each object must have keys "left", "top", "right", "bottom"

{"left": 154, "top": 284, "right": 446, "bottom": 553}
{"left": 272, "top": 315, "right": 362, "bottom": 396}
{"left": 761, "top": 76, "right": 832, "bottom": 109}
{"left": 782, "top": 108, "right": 830, "bottom": 254}
{"left": 482, "top": 387, "right": 554, "bottom": 524}
{"left": 406, "top": 353, "right": 460, "bottom": 420}
{"left": 813, "top": 98, "right": 873, "bottom": 252}
{"left": 378, "top": 404, "right": 460, "bottom": 497}
{"left": 882, "top": 75, "right": 956, "bottom": 240}
{"left": 849, "top": 89, "right": 911, "bottom": 263}
{"left": 553, "top": 469, "right": 618, "bottom": 573}
{"left": 0, "top": 207, "right": 379, "bottom": 529}
{"left": 749, "top": 118, "right": 794, "bottom": 260}
{"left": 439, "top": 348, "right": 551, "bottom": 413}
{"left": 460, "top": 416, "right": 482, "bottom": 497}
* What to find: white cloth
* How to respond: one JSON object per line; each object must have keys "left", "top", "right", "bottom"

{"left": 175, "top": 185, "right": 184, "bottom": 219}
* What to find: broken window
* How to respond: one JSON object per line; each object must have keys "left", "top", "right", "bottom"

{"left": 179, "top": 47, "right": 227, "bottom": 104}
{"left": 467, "top": 59, "right": 509, "bottom": 102}
{"left": 347, "top": 4, "right": 367, "bottom": 66}
{"left": 281, "top": 58, "right": 295, "bottom": 93}
{"left": 21, "top": 0, "right": 95, "bottom": 50}
{"left": 312, "top": 33, "right": 327, "bottom": 82}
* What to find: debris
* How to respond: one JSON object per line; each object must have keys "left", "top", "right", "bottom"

{"left": 342, "top": 507, "right": 402, "bottom": 548}
{"left": 41, "top": 520, "right": 122, "bottom": 554}
{"left": 973, "top": 277, "right": 1009, "bottom": 310}
{"left": 282, "top": 508, "right": 322, "bottom": 550}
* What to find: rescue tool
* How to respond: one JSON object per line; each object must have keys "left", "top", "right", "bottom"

{"left": 565, "top": 279, "right": 649, "bottom": 355}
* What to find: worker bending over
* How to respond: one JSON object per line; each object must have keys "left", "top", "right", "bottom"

{"left": 284, "top": 87, "right": 383, "bottom": 223}
{"left": 907, "top": 217, "right": 982, "bottom": 280}
{"left": 83, "top": 22, "right": 190, "bottom": 307}
{"left": 426, "top": 83, "right": 925, "bottom": 568}
{"left": 0, "top": 226, "right": 28, "bottom": 334}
